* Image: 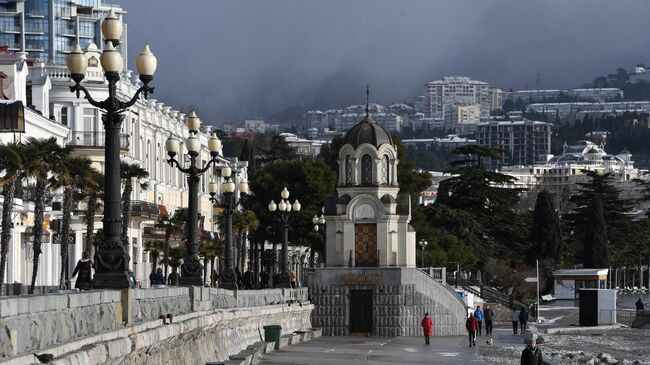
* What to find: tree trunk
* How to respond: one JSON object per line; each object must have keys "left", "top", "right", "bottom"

{"left": 85, "top": 193, "right": 97, "bottom": 252}
{"left": 29, "top": 177, "right": 47, "bottom": 294}
{"left": 120, "top": 182, "right": 132, "bottom": 242}
{"left": 210, "top": 257, "right": 216, "bottom": 287}
{"left": 203, "top": 257, "right": 208, "bottom": 286}
{"left": 0, "top": 182, "right": 16, "bottom": 295}
{"left": 59, "top": 187, "right": 73, "bottom": 289}
{"left": 164, "top": 230, "right": 170, "bottom": 278}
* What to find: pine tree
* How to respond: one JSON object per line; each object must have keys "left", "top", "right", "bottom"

{"left": 530, "top": 190, "right": 562, "bottom": 263}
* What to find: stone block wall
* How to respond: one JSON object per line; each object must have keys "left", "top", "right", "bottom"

{"left": 309, "top": 268, "right": 466, "bottom": 336}
{"left": 130, "top": 287, "right": 193, "bottom": 324}
{"left": 0, "top": 291, "right": 122, "bottom": 358}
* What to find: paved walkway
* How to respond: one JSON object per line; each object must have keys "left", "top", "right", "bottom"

{"left": 257, "top": 336, "right": 487, "bottom": 365}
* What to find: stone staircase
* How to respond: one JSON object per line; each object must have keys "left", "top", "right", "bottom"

{"left": 209, "top": 328, "right": 322, "bottom": 365}
{"left": 458, "top": 277, "right": 526, "bottom": 309}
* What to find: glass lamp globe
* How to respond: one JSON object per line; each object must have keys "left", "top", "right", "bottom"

{"left": 185, "top": 135, "right": 200, "bottom": 154}
{"left": 208, "top": 180, "right": 218, "bottom": 195}
{"left": 165, "top": 137, "right": 180, "bottom": 156}
{"left": 101, "top": 8, "right": 122, "bottom": 43}
{"left": 268, "top": 200, "right": 277, "bottom": 212}
{"left": 135, "top": 43, "right": 157, "bottom": 77}
{"left": 292, "top": 200, "right": 301, "bottom": 212}
{"left": 278, "top": 200, "right": 286, "bottom": 211}
{"left": 187, "top": 111, "right": 201, "bottom": 133}
{"left": 238, "top": 180, "right": 249, "bottom": 194}
{"left": 281, "top": 187, "right": 289, "bottom": 199}
{"left": 67, "top": 43, "right": 87, "bottom": 77}
{"left": 100, "top": 41, "right": 123, "bottom": 73}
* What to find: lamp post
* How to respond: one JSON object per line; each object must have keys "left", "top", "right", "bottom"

{"left": 418, "top": 239, "right": 428, "bottom": 268}
{"left": 268, "top": 187, "right": 300, "bottom": 288}
{"left": 312, "top": 213, "right": 326, "bottom": 268}
{"left": 208, "top": 166, "right": 249, "bottom": 290}
{"left": 164, "top": 114, "right": 223, "bottom": 285}
{"left": 66, "top": 9, "right": 157, "bottom": 289}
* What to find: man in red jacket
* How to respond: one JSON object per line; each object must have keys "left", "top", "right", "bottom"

{"left": 421, "top": 312, "right": 433, "bottom": 344}
{"left": 466, "top": 312, "right": 478, "bottom": 347}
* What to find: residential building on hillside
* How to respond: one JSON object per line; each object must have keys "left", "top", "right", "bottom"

{"left": 244, "top": 117, "right": 266, "bottom": 134}
{"left": 476, "top": 120, "right": 552, "bottom": 168}
{"left": 423, "top": 76, "right": 492, "bottom": 119}
{"left": 526, "top": 101, "right": 650, "bottom": 122}
{"left": 402, "top": 134, "right": 476, "bottom": 150}
{"left": 303, "top": 103, "right": 403, "bottom": 133}
{"left": 280, "top": 132, "right": 328, "bottom": 157}
{"left": 0, "top": 0, "right": 127, "bottom": 65}
{"left": 506, "top": 88, "right": 623, "bottom": 103}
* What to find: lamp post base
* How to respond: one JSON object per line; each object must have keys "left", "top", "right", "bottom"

{"left": 180, "top": 258, "right": 203, "bottom": 286}
{"left": 93, "top": 272, "right": 130, "bottom": 289}
{"left": 219, "top": 267, "right": 238, "bottom": 290}
{"left": 277, "top": 269, "right": 291, "bottom": 288}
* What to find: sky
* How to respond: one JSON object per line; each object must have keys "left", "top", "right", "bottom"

{"left": 114, "top": 0, "right": 650, "bottom": 125}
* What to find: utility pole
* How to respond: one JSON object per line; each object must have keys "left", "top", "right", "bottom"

{"left": 536, "top": 259, "right": 540, "bottom": 323}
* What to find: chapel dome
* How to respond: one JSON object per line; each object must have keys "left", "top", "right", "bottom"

{"left": 342, "top": 115, "right": 393, "bottom": 148}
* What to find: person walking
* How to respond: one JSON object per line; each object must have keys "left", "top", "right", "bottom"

{"left": 260, "top": 271, "right": 269, "bottom": 288}
{"left": 167, "top": 266, "right": 179, "bottom": 286}
{"left": 519, "top": 306, "right": 529, "bottom": 334}
{"left": 484, "top": 304, "right": 494, "bottom": 336}
{"left": 421, "top": 312, "right": 433, "bottom": 345}
{"left": 636, "top": 298, "right": 645, "bottom": 311}
{"left": 511, "top": 307, "right": 521, "bottom": 335}
{"left": 243, "top": 268, "right": 254, "bottom": 289}
{"left": 152, "top": 267, "right": 166, "bottom": 285}
{"left": 473, "top": 305, "right": 484, "bottom": 336}
{"left": 290, "top": 271, "right": 297, "bottom": 288}
{"left": 520, "top": 334, "right": 544, "bottom": 365}
{"left": 71, "top": 251, "right": 92, "bottom": 290}
{"left": 466, "top": 312, "right": 478, "bottom": 347}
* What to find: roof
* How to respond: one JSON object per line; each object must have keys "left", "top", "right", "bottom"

{"left": 552, "top": 269, "right": 608, "bottom": 277}
{"left": 342, "top": 115, "right": 393, "bottom": 148}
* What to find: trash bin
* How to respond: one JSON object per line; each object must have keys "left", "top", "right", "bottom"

{"left": 263, "top": 325, "right": 283, "bottom": 350}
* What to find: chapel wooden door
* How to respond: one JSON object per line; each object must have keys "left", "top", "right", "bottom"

{"left": 354, "top": 223, "right": 377, "bottom": 267}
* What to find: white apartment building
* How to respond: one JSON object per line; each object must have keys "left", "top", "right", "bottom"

{"left": 304, "top": 104, "right": 403, "bottom": 133}
{"left": 402, "top": 135, "right": 476, "bottom": 150}
{"left": 527, "top": 101, "right": 650, "bottom": 122}
{"left": 423, "top": 76, "right": 491, "bottom": 119}
{"left": 506, "top": 88, "right": 623, "bottom": 103}
{"left": 0, "top": 47, "right": 246, "bottom": 290}
{"left": 280, "top": 132, "right": 328, "bottom": 158}
{"left": 500, "top": 140, "right": 645, "bottom": 199}
{"left": 244, "top": 117, "right": 266, "bottom": 134}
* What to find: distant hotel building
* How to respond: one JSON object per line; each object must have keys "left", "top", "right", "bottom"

{"left": 280, "top": 132, "right": 328, "bottom": 158}
{"left": 526, "top": 101, "right": 650, "bottom": 122}
{"left": 476, "top": 120, "right": 552, "bottom": 168}
{"left": 402, "top": 134, "right": 476, "bottom": 150}
{"left": 505, "top": 88, "right": 623, "bottom": 103}
{"left": 303, "top": 103, "right": 404, "bottom": 133}
{"left": 419, "top": 76, "right": 501, "bottom": 120}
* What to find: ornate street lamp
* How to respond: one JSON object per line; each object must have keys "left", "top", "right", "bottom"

{"left": 66, "top": 9, "right": 157, "bottom": 289}
{"left": 208, "top": 166, "right": 249, "bottom": 290}
{"left": 312, "top": 214, "right": 326, "bottom": 232}
{"left": 165, "top": 114, "right": 223, "bottom": 285}
{"left": 268, "top": 187, "right": 300, "bottom": 288}
{"left": 418, "top": 239, "right": 428, "bottom": 268}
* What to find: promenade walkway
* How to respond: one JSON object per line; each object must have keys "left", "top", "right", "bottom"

{"left": 257, "top": 336, "right": 487, "bottom": 365}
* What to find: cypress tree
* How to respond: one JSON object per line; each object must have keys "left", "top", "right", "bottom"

{"left": 530, "top": 190, "right": 562, "bottom": 263}
{"left": 583, "top": 197, "right": 608, "bottom": 268}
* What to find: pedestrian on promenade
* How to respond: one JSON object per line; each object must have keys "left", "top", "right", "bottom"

{"left": 127, "top": 270, "right": 137, "bottom": 288}
{"left": 484, "top": 304, "right": 494, "bottom": 336}
{"left": 235, "top": 267, "right": 243, "bottom": 288}
{"left": 520, "top": 333, "right": 543, "bottom": 365}
{"left": 473, "top": 305, "right": 484, "bottom": 336}
{"left": 243, "top": 268, "right": 254, "bottom": 289}
{"left": 466, "top": 312, "right": 478, "bottom": 347}
{"left": 421, "top": 312, "right": 433, "bottom": 345}
{"left": 519, "top": 306, "right": 529, "bottom": 334}
{"left": 151, "top": 267, "right": 165, "bottom": 285}
{"left": 636, "top": 298, "right": 645, "bottom": 311}
{"left": 290, "top": 271, "right": 297, "bottom": 288}
{"left": 260, "top": 271, "right": 269, "bottom": 288}
{"left": 511, "top": 307, "right": 520, "bottom": 335}
{"left": 71, "top": 251, "right": 92, "bottom": 290}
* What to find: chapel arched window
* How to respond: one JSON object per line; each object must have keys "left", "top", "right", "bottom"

{"left": 361, "top": 154, "right": 373, "bottom": 185}
{"left": 380, "top": 155, "right": 389, "bottom": 185}
{"left": 345, "top": 155, "right": 353, "bottom": 184}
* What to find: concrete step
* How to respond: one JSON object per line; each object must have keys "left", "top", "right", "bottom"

{"left": 229, "top": 351, "right": 253, "bottom": 365}
{"left": 278, "top": 334, "right": 290, "bottom": 349}
{"left": 263, "top": 341, "right": 275, "bottom": 353}
{"left": 288, "top": 333, "right": 301, "bottom": 345}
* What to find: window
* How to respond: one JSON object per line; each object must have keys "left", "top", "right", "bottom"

{"left": 345, "top": 155, "right": 353, "bottom": 184}
{"left": 83, "top": 108, "right": 96, "bottom": 132}
{"left": 60, "top": 106, "right": 68, "bottom": 125}
{"left": 380, "top": 155, "right": 389, "bottom": 185}
{"left": 361, "top": 154, "right": 372, "bottom": 185}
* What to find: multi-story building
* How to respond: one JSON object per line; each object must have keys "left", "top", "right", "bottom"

{"left": 402, "top": 134, "right": 476, "bottom": 151}
{"left": 0, "top": 0, "right": 126, "bottom": 65}
{"left": 303, "top": 103, "right": 403, "bottom": 133}
{"left": 486, "top": 88, "right": 503, "bottom": 111}
{"left": 526, "top": 101, "right": 650, "bottom": 122}
{"left": 476, "top": 120, "right": 552, "bottom": 168}
{"left": 423, "top": 76, "right": 491, "bottom": 119}
{"left": 280, "top": 132, "right": 328, "bottom": 158}
{"left": 505, "top": 88, "right": 623, "bottom": 103}
{"left": 244, "top": 117, "right": 265, "bottom": 134}
{"left": 499, "top": 140, "right": 645, "bottom": 200}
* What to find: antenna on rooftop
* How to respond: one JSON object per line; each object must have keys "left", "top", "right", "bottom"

{"left": 365, "top": 84, "right": 370, "bottom": 119}
{"left": 536, "top": 71, "right": 542, "bottom": 90}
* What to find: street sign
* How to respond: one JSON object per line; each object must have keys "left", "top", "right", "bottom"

{"left": 525, "top": 277, "right": 538, "bottom": 283}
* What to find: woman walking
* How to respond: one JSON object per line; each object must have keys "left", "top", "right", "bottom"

{"left": 511, "top": 307, "right": 521, "bottom": 335}
{"left": 71, "top": 251, "right": 92, "bottom": 290}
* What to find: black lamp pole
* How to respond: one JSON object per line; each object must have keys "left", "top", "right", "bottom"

{"left": 68, "top": 69, "right": 153, "bottom": 290}
{"left": 268, "top": 188, "right": 300, "bottom": 288}
{"left": 209, "top": 174, "right": 246, "bottom": 290}
{"left": 166, "top": 146, "right": 220, "bottom": 285}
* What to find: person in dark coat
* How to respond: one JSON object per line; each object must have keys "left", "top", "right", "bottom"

{"left": 260, "top": 271, "right": 270, "bottom": 288}
{"left": 636, "top": 298, "right": 645, "bottom": 311}
{"left": 520, "top": 334, "right": 543, "bottom": 365}
{"left": 152, "top": 267, "right": 165, "bottom": 285}
{"left": 484, "top": 304, "right": 495, "bottom": 336}
{"left": 71, "top": 251, "right": 92, "bottom": 290}
{"left": 421, "top": 312, "right": 433, "bottom": 345}
{"left": 519, "top": 306, "right": 529, "bottom": 334}
{"left": 235, "top": 267, "right": 243, "bottom": 287}
{"left": 272, "top": 273, "right": 279, "bottom": 288}
{"left": 242, "top": 268, "right": 254, "bottom": 289}
{"left": 167, "top": 267, "right": 179, "bottom": 286}
{"left": 466, "top": 312, "right": 478, "bottom": 347}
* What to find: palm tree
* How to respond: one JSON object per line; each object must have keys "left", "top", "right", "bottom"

{"left": 82, "top": 169, "right": 103, "bottom": 253}
{"left": 143, "top": 239, "right": 164, "bottom": 273}
{"left": 51, "top": 155, "right": 94, "bottom": 289}
{"left": 0, "top": 142, "right": 26, "bottom": 295}
{"left": 155, "top": 208, "right": 186, "bottom": 278}
{"left": 23, "top": 137, "right": 69, "bottom": 294}
{"left": 120, "top": 162, "right": 149, "bottom": 242}
{"left": 199, "top": 239, "right": 222, "bottom": 285}
{"left": 233, "top": 210, "right": 260, "bottom": 270}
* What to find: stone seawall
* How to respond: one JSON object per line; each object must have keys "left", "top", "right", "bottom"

{"left": 0, "top": 287, "right": 311, "bottom": 364}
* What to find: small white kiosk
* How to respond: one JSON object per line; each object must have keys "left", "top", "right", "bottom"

{"left": 552, "top": 268, "right": 609, "bottom": 300}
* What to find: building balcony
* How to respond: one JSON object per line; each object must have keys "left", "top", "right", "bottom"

{"left": 130, "top": 200, "right": 160, "bottom": 220}
{"left": 68, "top": 131, "right": 129, "bottom": 151}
